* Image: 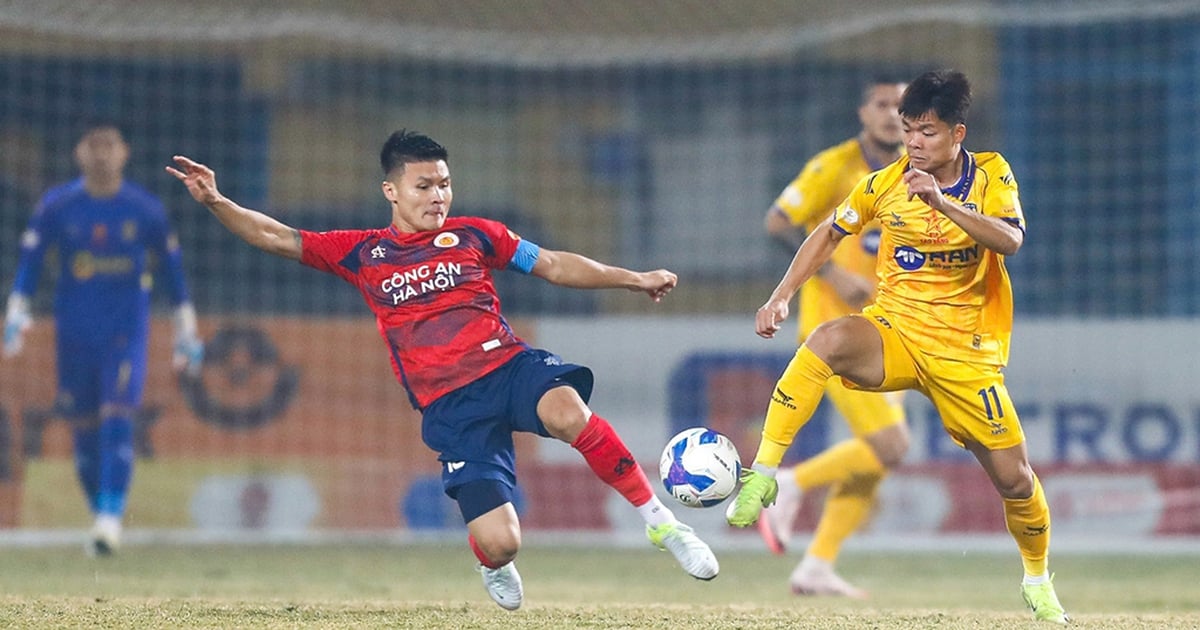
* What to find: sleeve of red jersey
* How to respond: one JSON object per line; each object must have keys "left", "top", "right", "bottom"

{"left": 468, "top": 217, "right": 538, "bottom": 272}
{"left": 298, "top": 229, "right": 365, "bottom": 285}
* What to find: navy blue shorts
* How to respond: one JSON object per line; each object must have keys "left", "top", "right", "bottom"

{"left": 421, "top": 348, "right": 593, "bottom": 499}
{"left": 56, "top": 330, "right": 148, "bottom": 416}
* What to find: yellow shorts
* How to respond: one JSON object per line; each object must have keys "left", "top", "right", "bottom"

{"left": 823, "top": 376, "right": 905, "bottom": 437}
{"left": 844, "top": 304, "right": 1025, "bottom": 451}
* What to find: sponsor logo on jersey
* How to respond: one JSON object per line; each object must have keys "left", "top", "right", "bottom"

{"left": 887, "top": 212, "right": 906, "bottom": 228}
{"left": 894, "top": 246, "right": 926, "bottom": 270}
{"left": 380, "top": 262, "right": 464, "bottom": 305}
{"left": 434, "top": 232, "right": 459, "bottom": 248}
{"left": 894, "top": 244, "right": 981, "bottom": 271}
{"left": 71, "top": 251, "right": 134, "bottom": 281}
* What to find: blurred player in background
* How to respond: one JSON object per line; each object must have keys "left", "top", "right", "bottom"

{"left": 757, "top": 78, "right": 908, "bottom": 598}
{"left": 3, "top": 121, "right": 203, "bottom": 556}
{"left": 726, "top": 70, "right": 1069, "bottom": 623}
{"left": 167, "top": 129, "right": 719, "bottom": 612}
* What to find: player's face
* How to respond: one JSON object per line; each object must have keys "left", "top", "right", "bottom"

{"left": 382, "top": 160, "right": 453, "bottom": 233}
{"left": 902, "top": 111, "right": 965, "bottom": 174}
{"left": 75, "top": 128, "right": 129, "bottom": 180}
{"left": 859, "top": 83, "right": 905, "bottom": 149}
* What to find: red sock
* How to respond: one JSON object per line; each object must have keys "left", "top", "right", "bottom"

{"left": 571, "top": 414, "right": 654, "bottom": 507}
{"left": 469, "top": 534, "right": 503, "bottom": 569}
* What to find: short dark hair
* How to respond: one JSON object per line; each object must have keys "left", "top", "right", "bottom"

{"left": 75, "top": 116, "right": 125, "bottom": 142}
{"left": 899, "top": 70, "right": 972, "bottom": 126}
{"left": 860, "top": 76, "right": 906, "bottom": 105}
{"left": 380, "top": 129, "right": 449, "bottom": 177}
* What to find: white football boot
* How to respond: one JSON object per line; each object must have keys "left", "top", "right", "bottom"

{"left": 479, "top": 562, "right": 523, "bottom": 610}
{"left": 86, "top": 514, "right": 122, "bottom": 557}
{"left": 647, "top": 521, "right": 719, "bottom": 580}
{"left": 790, "top": 555, "right": 868, "bottom": 599}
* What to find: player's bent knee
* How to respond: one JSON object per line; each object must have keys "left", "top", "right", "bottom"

{"left": 806, "top": 316, "right": 880, "bottom": 373}
{"left": 475, "top": 531, "right": 521, "bottom": 565}
{"left": 536, "top": 387, "right": 590, "bottom": 442}
{"left": 867, "top": 425, "right": 910, "bottom": 468}
{"left": 994, "top": 475, "right": 1035, "bottom": 500}
{"left": 984, "top": 465, "right": 1035, "bottom": 499}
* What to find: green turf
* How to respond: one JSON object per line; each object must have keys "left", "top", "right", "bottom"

{"left": 0, "top": 543, "right": 1195, "bottom": 628}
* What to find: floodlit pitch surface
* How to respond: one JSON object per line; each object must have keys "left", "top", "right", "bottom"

{"left": 0, "top": 544, "right": 1195, "bottom": 629}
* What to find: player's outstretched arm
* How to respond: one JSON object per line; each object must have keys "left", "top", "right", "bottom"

{"left": 531, "top": 249, "right": 676, "bottom": 302}
{"left": 166, "top": 156, "right": 302, "bottom": 261}
{"left": 756, "top": 215, "right": 844, "bottom": 339}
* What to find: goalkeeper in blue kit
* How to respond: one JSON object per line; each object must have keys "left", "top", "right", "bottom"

{"left": 3, "top": 122, "right": 202, "bottom": 555}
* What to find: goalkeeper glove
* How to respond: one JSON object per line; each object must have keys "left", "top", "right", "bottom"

{"left": 3, "top": 293, "right": 31, "bottom": 358}
{"left": 172, "top": 302, "right": 204, "bottom": 375}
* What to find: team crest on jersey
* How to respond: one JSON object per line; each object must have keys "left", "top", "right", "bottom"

{"left": 433, "top": 232, "right": 459, "bottom": 248}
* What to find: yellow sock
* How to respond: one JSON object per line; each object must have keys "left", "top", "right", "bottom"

{"left": 793, "top": 438, "right": 885, "bottom": 490}
{"left": 807, "top": 468, "right": 883, "bottom": 562}
{"left": 1003, "top": 475, "right": 1051, "bottom": 577}
{"left": 753, "top": 346, "right": 833, "bottom": 467}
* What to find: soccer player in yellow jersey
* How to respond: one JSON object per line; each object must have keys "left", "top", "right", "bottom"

{"left": 726, "top": 70, "right": 1069, "bottom": 624}
{"left": 758, "top": 79, "right": 908, "bottom": 599}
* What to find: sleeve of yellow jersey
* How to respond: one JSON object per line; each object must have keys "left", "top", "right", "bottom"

{"left": 774, "top": 151, "right": 846, "bottom": 228}
{"left": 981, "top": 153, "right": 1026, "bottom": 231}
{"left": 831, "top": 170, "right": 881, "bottom": 236}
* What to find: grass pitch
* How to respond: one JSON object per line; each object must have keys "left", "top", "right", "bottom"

{"left": 0, "top": 542, "right": 1196, "bottom": 628}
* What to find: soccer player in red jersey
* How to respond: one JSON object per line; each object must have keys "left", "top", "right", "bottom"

{"left": 168, "top": 129, "right": 718, "bottom": 610}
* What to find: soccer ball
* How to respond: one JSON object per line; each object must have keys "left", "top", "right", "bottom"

{"left": 658, "top": 427, "right": 741, "bottom": 508}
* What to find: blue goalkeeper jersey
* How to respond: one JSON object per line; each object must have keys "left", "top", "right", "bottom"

{"left": 11, "top": 178, "right": 190, "bottom": 343}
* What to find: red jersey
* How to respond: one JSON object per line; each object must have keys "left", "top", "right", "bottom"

{"left": 300, "top": 216, "right": 539, "bottom": 408}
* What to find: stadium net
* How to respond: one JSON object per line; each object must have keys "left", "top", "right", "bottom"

{"left": 1, "top": 0, "right": 1198, "bottom": 548}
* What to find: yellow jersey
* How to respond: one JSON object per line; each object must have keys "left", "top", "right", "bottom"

{"left": 773, "top": 138, "right": 885, "bottom": 338}
{"left": 832, "top": 150, "right": 1024, "bottom": 366}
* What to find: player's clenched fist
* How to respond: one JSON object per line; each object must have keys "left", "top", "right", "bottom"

{"left": 755, "top": 297, "right": 789, "bottom": 339}
{"left": 635, "top": 269, "right": 677, "bottom": 302}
